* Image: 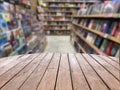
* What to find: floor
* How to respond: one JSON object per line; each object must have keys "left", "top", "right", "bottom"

{"left": 44, "top": 36, "right": 76, "bottom": 53}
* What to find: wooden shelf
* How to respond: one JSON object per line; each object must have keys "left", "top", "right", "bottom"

{"left": 44, "top": 1, "right": 96, "bottom": 3}
{"left": 45, "top": 15, "right": 72, "bottom": 17}
{"left": 45, "top": 6, "right": 80, "bottom": 8}
{"left": 74, "top": 39, "right": 86, "bottom": 53}
{"left": 72, "top": 23, "right": 120, "bottom": 44}
{"left": 73, "top": 14, "right": 120, "bottom": 18}
{"left": 73, "top": 30, "right": 106, "bottom": 55}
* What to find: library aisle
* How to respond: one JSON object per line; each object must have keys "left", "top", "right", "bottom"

{"left": 44, "top": 36, "right": 76, "bottom": 53}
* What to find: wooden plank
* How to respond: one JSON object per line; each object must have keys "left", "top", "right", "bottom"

{"left": 0, "top": 55, "right": 21, "bottom": 68}
{"left": 55, "top": 54, "right": 73, "bottom": 90}
{"left": 109, "top": 56, "right": 119, "bottom": 63}
{"left": 37, "top": 53, "right": 60, "bottom": 90}
{"left": 98, "top": 55, "right": 119, "bottom": 70}
{"left": 0, "top": 54, "right": 31, "bottom": 76}
{"left": 18, "top": 53, "right": 53, "bottom": 90}
{"left": 82, "top": 54, "right": 119, "bottom": 90}
{"left": 68, "top": 54, "right": 90, "bottom": 90}
{"left": 0, "top": 55, "right": 21, "bottom": 62}
{"left": 90, "top": 54, "right": 119, "bottom": 81}
{"left": 0, "top": 54, "right": 39, "bottom": 88}
{"left": 76, "top": 54, "right": 108, "bottom": 90}
{"left": 1, "top": 53, "right": 48, "bottom": 90}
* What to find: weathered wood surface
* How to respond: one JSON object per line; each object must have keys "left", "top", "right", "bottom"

{"left": 0, "top": 53, "right": 119, "bottom": 90}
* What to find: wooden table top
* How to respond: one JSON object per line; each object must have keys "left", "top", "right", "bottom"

{"left": 0, "top": 53, "right": 119, "bottom": 90}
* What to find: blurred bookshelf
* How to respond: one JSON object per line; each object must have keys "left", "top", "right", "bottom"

{"left": 71, "top": 1, "right": 120, "bottom": 58}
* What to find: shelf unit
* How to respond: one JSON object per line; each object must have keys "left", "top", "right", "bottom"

{"left": 43, "top": 1, "right": 95, "bottom": 35}
{"left": 74, "top": 39, "right": 86, "bottom": 53}
{"left": 73, "top": 30, "right": 106, "bottom": 55}
{"left": 72, "top": 23, "right": 120, "bottom": 44}
{"left": 72, "top": 11, "right": 120, "bottom": 57}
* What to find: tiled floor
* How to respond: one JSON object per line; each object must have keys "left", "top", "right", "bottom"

{"left": 44, "top": 36, "right": 76, "bottom": 53}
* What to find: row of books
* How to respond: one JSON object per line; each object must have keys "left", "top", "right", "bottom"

{"left": 45, "top": 30, "right": 70, "bottom": 35}
{"left": 47, "top": 17, "right": 71, "bottom": 21}
{"left": 47, "top": 22, "right": 71, "bottom": 25}
{"left": 73, "top": 33, "right": 96, "bottom": 54}
{"left": 47, "top": 26, "right": 71, "bottom": 30}
{"left": 46, "top": 3, "right": 87, "bottom": 7}
{"left": 77, "top": 1, "right": 120, "bottom": 16}
{"left": 74, "top": 27, "right": 119, "bottom": 57}
{"left": 73, "top": 18, "right": 120, "bottom": 39}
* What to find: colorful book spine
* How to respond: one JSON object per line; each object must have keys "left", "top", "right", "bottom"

{"left": 94, "top": 36, "right": 103, "bottom": 48}
{"left": 105, "top": 42, "right": 114, "bottom": 55}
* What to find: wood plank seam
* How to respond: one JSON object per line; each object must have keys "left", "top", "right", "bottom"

{"left": 97, "top": 55, "right": 119, "bottom": 71}
{"left": 0, "top": 54, "right": 37, "bottom": 77}
{"left": 90, "top": 55, "right": 120, "bottom": 81}
{"left": 53, "top": 54, "right": 61, "bottom": 90}
{"left": 55, "top": 54, "right": 73, "bottom": 90}
{"left": 18, "top": 53, "right": 49, "bottom": 90}
{"left": 74, "top": 54, "right": 92, "bottom": 90}
{"left": 81, "top": 54, "right": 111, "bottom": 90}
{"left": 67, "top": 54, "right": 76, "bottom": 90}
{"left": 108, "top": 57, "right": 119, "bottom": 64}
{"left": 1, "top": 53, "right": 47, "bottom": 90}
{"left": 35, "top": 53, "right": 55, "bottom": 90}
{"left": 0, "top": 54, "right": 40, "bottom": 89}
{"left": 18, "top": 53, "right": 53, "bottom": 90}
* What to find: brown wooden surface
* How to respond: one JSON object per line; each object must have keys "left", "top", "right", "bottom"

{"left": 0, "top": 53, "right": 119, "bottom": 90}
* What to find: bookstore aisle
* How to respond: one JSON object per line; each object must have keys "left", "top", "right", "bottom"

{"left": 44, "top": 36, "right": 76, "bottom": 53}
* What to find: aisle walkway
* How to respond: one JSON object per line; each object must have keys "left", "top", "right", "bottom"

{"left": 44, "top": 36, "right": 76, "bottom": 53}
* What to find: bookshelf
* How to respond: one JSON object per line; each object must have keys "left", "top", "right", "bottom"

{"left": 43, "top": 1, "right": 95, "bottom": 35}
{"left": 71, "top": 1, "right": 120, "bottom": 58}
{"left": 0, "top": 1, "right": 46, "bottom": 58}
{"left": 72, "top": 23, "right": 120, "bottom": 44}
{"left": 73, "top": 30, "right": 106, "bottom": 55}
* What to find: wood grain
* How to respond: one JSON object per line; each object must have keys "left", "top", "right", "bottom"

{"left": 98, "top": 55, "right": 119, "bottom": 70}
{"left": 76, "top": 54, "right": 108, "bottom": 90}
{"left": 91, "top": 54, "right": 119, "bottom": 80}
{"left": 55, "top": 54, "right": 73, "bottom": 90}
{"left": 0, "top": 54, "right": 39, "bottom": 89}
{"left": 69, "top": 54, "right": 90, "bottom": 90}
{"left": 83, "top": 54, "right": 119, "bottom": 90}
{"left": 19, "top": 53, "right": 53, "bottom": 90}
{"left": 1, "top": 53, "right": 46, "bottom": 90}
{"left": 0, "top": 53, "right": 119, "bottom": 90}
{"left": 37, "top": 53, "right": 60, "bottom": 90}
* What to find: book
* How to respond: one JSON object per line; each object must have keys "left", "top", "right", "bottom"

{"left": 88, "top": 19, "right": 95, "bottom": 29}
{"left": 90, "top": 4, "right": 105, "bottom": 14}
{"left": 100, "top": 20, "right": 111, "bottom": 33}
{"left": 103, "top": 1, "right": 120, "bottom": 13}
{"left": 97, "top": 20, "right": 105, "bottom": 31}
{"left": 94, "top": 36, "right": 103, "bottom": 48}
{"left": 110, "top": 21, "right": 118, "bottom": 36}
{"left": 115, "top": 49, "right": 119, "bottom": 58}
{"left": 105, "top": 42, "right": 114, "bottom": 55}
{"left": 86, "top": 33, "right": 97, "bottom": 44}
{"left": 0, "top": 33, "right": 7, "bottom": 47}
{"left": 110, "top": 43, "right": 119, "bottom": 56}
{"left": 100, "top": 39, "right": 109, "bottom": 52}
{"left": 94, "top": 20, "right": 101, "bottom": 30}
{"left": 106, "top": 21, "right": 115, "bottom": 34}
{"left": 86, "top": 5, "right": 93, "bottom": 15}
